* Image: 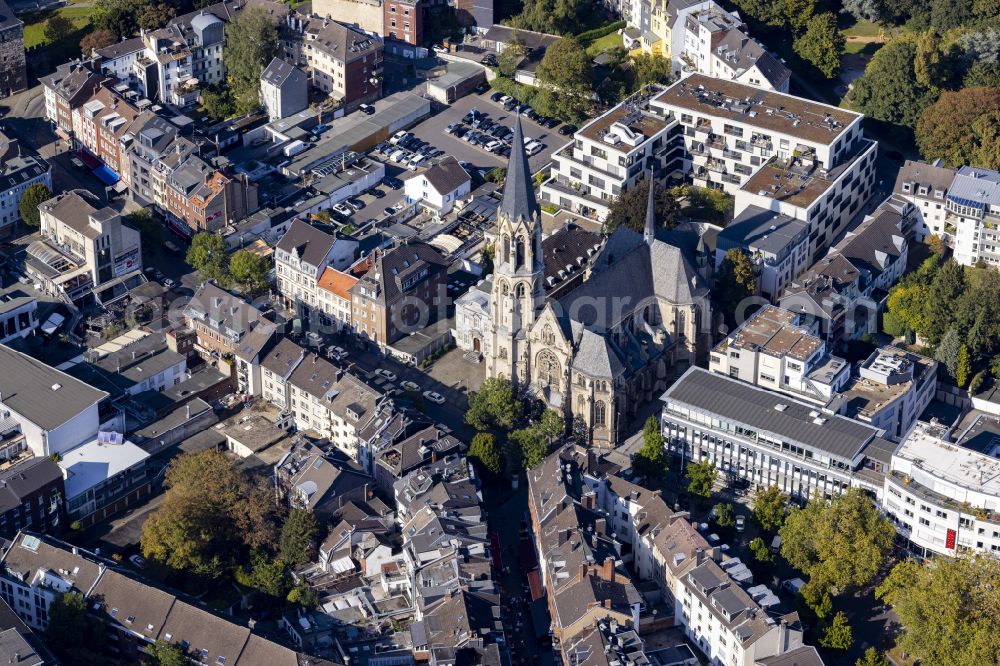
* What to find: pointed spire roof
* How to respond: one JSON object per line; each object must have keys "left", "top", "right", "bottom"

{"left": 499, "top": 114, "right": 541, "bottom": 224}
{"left": 644, "top": 175, "right": 656, "bottom": 247}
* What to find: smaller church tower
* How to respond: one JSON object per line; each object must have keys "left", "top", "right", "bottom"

{"left": 486, "top": 115, "right": 545, "bottom": 384}
{"left": 644, "top": 175, "right": 657, "bottom": 247}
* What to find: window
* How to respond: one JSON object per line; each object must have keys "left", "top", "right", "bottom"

{"left": 595, "top": 401, "right": 607, "bottom": 427}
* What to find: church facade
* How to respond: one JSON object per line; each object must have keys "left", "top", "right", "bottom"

{"left": 457, "top": 117, "right": 713, "bottom": 447}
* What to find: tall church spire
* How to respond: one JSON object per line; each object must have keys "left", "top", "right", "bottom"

{"left": 644, "top": 174, "right": 656, "bottom": 247}
{"left": 499, "top": 114, "right": 541, "bottom": 224}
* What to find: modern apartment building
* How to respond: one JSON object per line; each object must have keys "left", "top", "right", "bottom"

{"left": 540, "top": 87, "right": 682, "bottom": 221}
{"left": 651, "top": 75, "right": 877, "bottom": 259}
{"left": 661, "top": 366, "right": 886, "bottom": 499}
{"left": 709, "top": 305, "right": 851, "bottom": 405}
{"left": 40, "top": 62, "right": 105, "bottom": 141}
{"left": 882, "top": 417, "right": 1000, "bottom": 559}
{"left": 715, "top": 206, "right": 808, "bottom": 300}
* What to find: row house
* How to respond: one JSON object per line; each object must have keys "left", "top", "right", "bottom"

{"left": 0, "top": 132, "right": 52, "bottom": 230}
{"left": 185, "top": 282, "right": 270, "bottom": 359}
{"left": 274, "top": 439, "right": 371, "bottom": 521}
{"left": 72, "top": 84, "right": 141, "bottom": 186}
{"left": 40, "top": 61, "right": 104, "bottom": 142}
{"left": 275, "top": 219, "right": 359, "bottom": 323}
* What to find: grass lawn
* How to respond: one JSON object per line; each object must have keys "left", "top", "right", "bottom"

{"left": 842, "top": 19, "right": 883, "bottom": 38}
{"left": 586, "top": 31, "right": 623, "bottom": 57}
{"left": 22, "top": 5, "right": 92, "bottom": 49}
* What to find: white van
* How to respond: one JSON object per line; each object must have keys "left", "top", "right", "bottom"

{"left": 782, "top": 578, "right": 805, "bottom": 595}
{"left": 770, "top": 535, "right": 782, "bottom": 553}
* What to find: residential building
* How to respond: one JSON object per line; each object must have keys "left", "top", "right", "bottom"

{"left": 40, "top": 61, "right": 104, "bottom": 141}
{"left": 709, "top": 305, "right": 851, "bottom": 405}
{"left": 72, "top": 84, "right": 141, "bottom": 186}
{"left": 0, "top": 287, "right": 38, "bottom": 344}
{"left": 274, "top": 440, "right": 372, "bottom": 520}
{"left": 481, "top": 25, "right": 560, "bottom": 87}
{"left": 93, "top": 37, "right": 145, "bottom": 81}
{"left": 0, "top": 457, "right": 64, "bottom": 538}
{"left": 260, "top": 57, "right": 309, "bottom": 122}
{"left": 32, "top": 190, "right": 142, "bottom": 299}
{"left": 405, "top": 156, "right": 471, "bottom": 216}
{"left": 124, "top": 111, "right": 179, "bottom": 206}
{"left": 780, "top": 204, "right": 909, "bottom": 346}
{"left": 891, "top": 159, "right": 954, "bottom": 243}
{"left": 56, "top": 433, "right": 152, "bottom": 528}
{"left": 282, "top": 16, "right": 383, "bottom": 111}
{"left": 350, "top": 241, "right": 449, "bottom": 349}
{"left": 0, "top": 343, "right": 106, "bottom": 458}
{"left": 540, "top": 87, "right": 682, "bottom": 221}
{"left": 932, "top": 166, "right": 1000, "bottom": 267}
{"left": 715, "top": 207, "right": 808, "bottom": 300}
{"left": 881, "top": 417, "right": 1000, "bottom": 559}
{"left": 77, "top": 330, "right": 187, "bottom": 396}
{"left": 185, "top": 282, "right": 269, "bottom": 358}
{"left": 316, "top": 266, "right": 358, "bottom": 331}
{"left": 651, "top": 75, "right": 877, "bottom": 259}
{"left": 0, "top": 132, "right": 51, "bottom": 231}
{"left": 661, "top": 366, "right": 887, "bottom": 499}
{"left": 0, "top": 532, "right": 321, "bottom": 663}
{"left": 311, "top": 0, "right": 385, "bottom": 35}
{"left": 276, "top": 220, "right": 358, "bottom": 323}
{"left": 836, "top": 346, "right": 936, "bottom": 442}
{"left": 0, "top": 3, "right": 25, "bottom": 98}
{"left": 384, "top": 0, "right": 424, "bottom": 45}
{"left": 260, "top": 336, "right": 306, "bottom": 410}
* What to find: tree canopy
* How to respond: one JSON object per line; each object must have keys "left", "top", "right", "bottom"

{"left": 876, "top": 555, "right": 1000, "bottom": 666}
{"left": 535, "top": 38, "right": 592, "bottom": 123}
{"left": 223, "top": 8, "right": 278, "bottom": 115}
{"left": 819, "top": 611, "right": 853, "bottom": 650}
{"left": 604, "top": 180, "right": 679, "bottom": 235}
{"left": 916, "top": 87, "right": 1000, "bottom": 167}
{"left": 141, "top": 450, "right": 283, "bottom": 577}
{"left": 848, "top": 39, "right": 937, "bottom": 128}
{"left": 716, "top": 248, "right": 756, "bottom": 324}
{"left": 633, "top": 416, "right": 668, "bottom": 480}
{"left": 149, "top": 639, "right": 188, "bottom": 666}
{"left": 80, "top": 29, "right": 118, "bottom": 55}
{"left": 685, "top": 460, "right": 717, "bottom": 498}
{"left": 279, "top": 508, "right": 319, "bottom": 566}
{"left": 510, "top": 0, "right": 594, "bottom": 36}
{"left": 752, "top": 485, "right": 789, "bottom": 532}
{"left": 793, "top": 13, "right": 844, "bottom": 79}
{"left": 779, "top": 488, "right": 895, "bottom": 595}
{"left": 469, "top": 432, "right": 503, "bottom": 475}
{"left": 229, "top": 249, "right": 271, "bottom": 295}
{"left": 46, "top": 592, "right": 106, "bottom": 664}
{"left": 44, "top": 14, "right": 75, "bottom": 42}
{"left": 18, "top": 183, "right": 52, "bottom": 227}
{"left": 187, "top": 232, "right": 230, "bottom": 283}
{"left": 465, "top": 376, "right": 521, "bottom": 431}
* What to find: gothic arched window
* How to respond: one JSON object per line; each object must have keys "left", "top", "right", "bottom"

{"left": 595, "top": 401, "right": 607, "bottom": 427}
{"left": 516, "top": 236, "right": 526, "bottom": 270}
{"left": 537, "top": 350, "right": 561, "bottom": 389}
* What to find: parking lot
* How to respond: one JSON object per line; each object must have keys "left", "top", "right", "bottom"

{"left": 406, "top": 90, "right": 565, "bottom": 174}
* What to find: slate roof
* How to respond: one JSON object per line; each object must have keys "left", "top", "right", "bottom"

{"left": 0, "top": 458, "right": 62, "bottom": 514}
{"left": 498, "top": 115, "right": 541, "bottom": 224}
{"left": 892, "top": 159, "right": 955, "bottom": 197}
{"left": 572, "top": 329, "right": 625, "bottom": 379}
{"left": 310, "top": 20, "right": 381, "bottom": 63}
{"left": 277, "top": 219, "right": 339, "bottom": 268}
{"left": 351, "top": 241, "right": 449, "bottom": 306}
{"left": 756, "top": 646, "right": 825, "bottom": 666}
{"left": 662, "top": 367, "right": 877, "bottom": 461}
{"left": 422, "top": 156, "right": 470, "bottom": 195}
{"left": 0, "top": 344, "right": 107, "bottom": 432}
{"left": 719, "top": 205, "right": 806, "bottom": 257}
{"left": 96, "top": 37, "right": 144, "bottom": 59}
{"left": 261, "top": 57, "right": 306, "bottom": 88}
{"left": 260, "top": 337, "right": 305, "bottom": 379}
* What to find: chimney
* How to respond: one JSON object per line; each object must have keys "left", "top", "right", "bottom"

{"left": 603, "top": 599, "right": 611, "bottom": 609}
{"left": 595, "top": 518, "right": 606, "bottom": 536}
{"left": 602, "top": 557, "right": 614, "bottom": 581}
{"left": 695, "top": 547, "right": 705, "bottom": 565}
{"left": 578, "top": 563, "right": 587, "bottom": 581}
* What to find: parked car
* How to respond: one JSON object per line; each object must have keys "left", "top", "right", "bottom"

{"left": 483, "top": 53, "right": 498, "bottom": 66}
{"left": 520, "top": 106, "right": 534, "bottom": 116}
{"left": 445, "top": 122, "right": 461, "bottom": 134}
{"left": 383, "top": 176, "right": 403, "bottom": 189}
{"left": 400, "top": 380, "right": 420, "bottom": 392}
{"left": 423, "top": 390, "right": 446, "bottom": 404}
{"left": 71, "top": 157, "right": 85, "bottom": 169}
{"left": 389, "top": 130, "right": 409, "bottom": 145}
{"left": 368, "top": 187, "right": 386, "bottom": 198}
{"left": 499, "top": 95, "right": 512, "bottom": 106}
{"left": 359, "top": 103, "right": 375, "bottom": 115}
{"left": 328, "top": 346, "right": 347, "bottom": 361}
{"left": 333, "top": 202, "right": 354, "bottom": 217}
{"left": 407, "top": 154, "right": 426, "bottom": 170}
{"left": 432, "top": 44, "right": 448, "bottom": 54}
{"left": 782, "top": 578, "right": 805, "bottom": 595}
{"left": 463, "top": 109, "right": 482, "bottom": 123}
{"left": 771, "top": 535, "right": 782, "bottom": 552}
{"left": 525, "top": 140, "right": 543, "bottom": 156}
{"left": 310, "top": 124, "right": 329, "bottom": 136}
{"left": 483, "top": 140, "right": 502, "bottom": 152}
{"left": 384, "top": 206, "right": 398, "bottom": 216}
{"left": 559, "top": 124, "right": 577, "bottom": 135}
{"left": 347, "top": 197, "right": 365, "bottom": 210}
{"left": 376, "top": 369, "right": 397, "bottom": 382}
{"left": 543, "top": 117, "right": 560, "bottom": 128}
{"left": 163, "top": 278, "right": 176, "bottom": 289}
{"left": 129, "top": 554, "right": 147, "bottom": 569}
{"left": 735, "top": 515, "right": 745, "bottom": 532}
{"left": 490, "top": 91, "right": 504, "bottom": 102}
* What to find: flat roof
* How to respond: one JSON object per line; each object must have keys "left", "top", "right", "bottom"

{"left": 663, "top": 367, "right": 877, "bottom": 461}
{"left": 577, "top": 105, "right": 670, "bottom": 151}
{"left": 719, "top": 305, "right": 822, "bottom": 362}
{"left": 58, "top": 437, "right": 150, "bottom": 500}
{"left": 896, "top": 422, "right": 1000, "bottom": 496}
{"left": 654, "top": 74, "right": 859, "bottom": 145}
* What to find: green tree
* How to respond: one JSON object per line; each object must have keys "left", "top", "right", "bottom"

{"left": 819, "top": 611, "right": 853, "bottom": 650}
{"left": 848, "top": 39, "right": 937, "bottom": 128}
{"left": 186, "top": 232, "right": 230, "bottom": 283}
{"left": 716, "top": 248, "right": 756, "bottom": 323}
{"left": 956, "top": 344, "right": 972, "bottom": 387}
{"left": 510, "top": 0, "right": 591, "bottom": 35}
{"left": 535, "top": 38, "right": 592, "bottom": 123}
{"left": 749, "top": 537, "right": 773, "bottom": 563}
{"left": 18, "top": 183, "right": 52, "bottom": 227}
{"left": 935, "top": 327, "right": 962, "bottom": 382}
{"left": 465, "top": 376, "right": 521, "bottom": 431}
{"left": 685, "top": 460, "right": 717, "bottom": 498}
{"left": 93, "top": 0, "right": 146, "bottom": 39}
{"left": 856, "top": 648, "right": 890, "bottom": 666}
{"left": 925, "top": 259, "right": 966, "bottom": 343}
{"left": 539, "top": 409, "right": 565, "bottom": 443}
{"left": 916, "top": 88, "right": 1000, "bottom": 167}
{"left": 793, "top": 13, "right": 844, "bottom": 78}
{"left": 229, "top": 249, "right": 271, "bottom": 295}
{"left": 80, "top": 28, "right": 118, "bottom": 54}
{"left": 604, "top": 179, "right": 679, "bottom": 234}
{"left": 883, "top": 282, "right": 931, "bottom": 338}
{"left": 713, "top": 502, "right": 735, "bottom": 527}
{"left": 149, "top": 639, "right": 188, "bottom": 666}
{"left": 46, "top": 592, "right": 106, "bottom": 664}
{"left": 671, "top": 185, "right": 733, "bottom": 224}
{"left": 752, "top": 485, "right": 789, "bottom": 532}
{"left": 202, "top": 85, "right": 236, "bottom": 121}
{"left": 971, "top": 111, "right": 1000, "bottom": 171}
{"left": 930, "top": 0, "right": 972, "bottom": 30}
{"left": 632, "top": 53, "right": 671, "bottom": 87}
{"left": 139, "top": 2, "right": 175, "bottom": 30}
{"left": 44, "top": 14, "right": 75, "bottom": 42}
{"left": 141, "top": 450, "right": 282, "bottom": 577}
{"left": 279, "top": 508, "right": 318, "bottom": 566}
{"left": 633, "top": 416, "right": 668, "bottom": 479}
{"left": 223, "top": 8, "right": 278, "bottom": 115}
{"left": 510, "top": 426, "right": 548, "bottom": 470}
{"left": 235, "top": 549, "right": 288, "bottom": 598}
{"left": 782, "top": 0, "right": 817, "bottom": 32}
{"left": 497, "top": 35, "right": 527, "bottom": 77}
{"left": 469, "top": 432, "right": 503, "bottom": 475}
{"left": 287, "top": 579, "right": 320, "bottom": 608}
{"left": 779, "top": 488, "right": 895, "bottom": 595}
{"left": 876, "top": 555, "right": 1000, "bottom": 665}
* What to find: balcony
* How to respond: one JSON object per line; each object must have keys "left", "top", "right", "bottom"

{"left": 705, "top": 158, "right": 727, "bottom": 174}
{"left": 689, "top": 142, "right": 708, "bottom": 157}
{"left": 750, "top": 135, "right": 772, "bottom": 150}
{"left": 695, "top": 119, "right": 712, "bottom": 133}
{"left": 706, "top": 134, "right": 726, "bottom": 150}
{"left": 722, "top": 149, "right": 742, "bottom": 161}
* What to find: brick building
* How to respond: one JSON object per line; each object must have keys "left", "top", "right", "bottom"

{"left": 384, "top": 0, "right": 423, "bottom": 46}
